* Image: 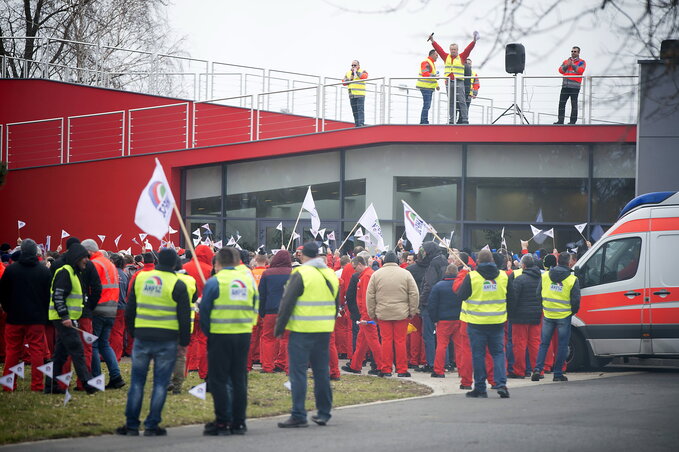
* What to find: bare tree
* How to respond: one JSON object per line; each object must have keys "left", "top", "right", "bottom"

{"left": 0, "top": 0, "right": 187, "bottom": 95}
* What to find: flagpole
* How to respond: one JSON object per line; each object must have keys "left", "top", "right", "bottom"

{"left": 172, "top": 203, "right": 207, "bottom": 285}
{"left": 337, "top": 220, "right": 361, "bottom": 252}
{"left": 281, "top": 228, "right": 284, "bottom": 249}
{"left": 427, "top": 227, "right": 470, "bottom": 271}
{"left": 286, "top": 207, "right": 304, "bottom": 250}
{"left": 552, "top": 232, "right": 556, "bottom": 252}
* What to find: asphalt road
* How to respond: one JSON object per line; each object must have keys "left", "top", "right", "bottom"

{"left": 3, "top": 369, "right": 678, "bottom": 452}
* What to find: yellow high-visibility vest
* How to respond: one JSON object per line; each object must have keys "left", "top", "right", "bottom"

{"left": 345, "top": 70, "right": 367, "bottom": 96}
{"left": 286, "top": 265, "right": 339, "bottom": 333}
{"left": 416, "top": 58, "right": 438, "bottom": 90}
{"left": 177, "top": 273, "right": 197, "bottom": 334}
{"left": 134, "top": 270, "right": 179, "bottom": 331}
{"left": 444, "top": 54, "right": 465, "bottom": 79}
{"left": 460, "top": 271, "right": 509, "bottom": 325}
{"left": 209, "top": 268, "right": 259, "bottom": 334}
{"left": 49, "top": 265, "right": 84, "bottom": 321}
{"left": 541, "top": 273, "right": 576, "bottom": 319}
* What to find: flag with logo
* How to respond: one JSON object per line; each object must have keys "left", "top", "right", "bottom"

{"left": 276, "top": 222, "right": 283, "bottom": 231}
{"left": 302, "top": 186, "right": 321, "bottom": 232}
{"left": 402, "top": 200, "right": 430, "bottom": 253}
{"left": 114, "top": 234, "right": 122, "bottom": 248}
{"left": 134, "top": 158, "right": 176, "bottom": 240}
{"left": 358, "top": 203, "right": 386, "bottom": 251}
{"left": 0, "top": 373, "right": 15, "bottom": 390}
{"left": 18, "top": 220, "right": 26, "bottom": 230}
{"left": 97, "top": 235, "right": 105, "bottom": 244}
{"left": 87, "top": 375, "right": 106, "bottom": 392}
{"left": 9, "top": 362, "right": 24, "bottom": 379}
{"left": 327, "top": 231, "right": 335, "bottom": 241}
{"left": 36, "top": 362, "right": 54, "bottom": 378}
{"left": 189, "top": 382, "right": 207, "bottom": 400}
{"left": 81, "top": 331, "right": 98, "bottom": 345}
{"left": 61, "top": 229, "right": 70, "bottom": 239}
{"left": 56, "top": 371, "right": 73, "bottom": 387}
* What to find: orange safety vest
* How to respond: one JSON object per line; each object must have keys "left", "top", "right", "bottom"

{"left": 91, "top": 252, "right": 120, "bottom": 317}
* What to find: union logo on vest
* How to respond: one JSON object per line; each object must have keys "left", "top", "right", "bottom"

{"left": 142, "top": 276, "right": 163, "bottom": 296}
{"left": 230, "top": 280, "right": 248, "bottom": 300}
{"left": 550, "top": 282, "right": 564, "bottom": 292}
{"left": 482, "top": 279, "right": 497, "bottom": 291}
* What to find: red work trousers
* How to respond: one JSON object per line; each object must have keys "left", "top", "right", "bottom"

{"left": 0, "top": 311, "right": 6, "bottom": 360}
{"left": 434, "top": 320, "right": 473, "bottom": 387}
{"left": 329, "top": 331, "right": 341, "bottom": 379}
{"left": 407, "top": 315, "right": 425, "bottom": 366}
{"left": 350, "top": 322, "right": 383, "bottom": 371}
{"left": 187, "top": 314, "right": 209, "bottom": 379}
{"left": 109, "top": 309, "right": 126, "bottom": 361}
{"left": 247, "top": 317, "right": 263, "bottom": 370}
{"left": 260, "top": 315, "right": 289, "bottom": 372}
{"left": 333, "top": 310, "right": 353, "bottom": 356}
{"left": 511, "top": 323, "right": 541, "bottom": 377}
{"left": 3, "top": 324, "right": 47, "bottom": 391}
{"left": 378, "top": 319, "right": 409, "bottom": 374}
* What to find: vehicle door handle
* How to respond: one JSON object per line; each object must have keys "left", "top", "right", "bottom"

{"left": 624, "top": 291, "right": 641, "bottom": 298}
{"left": 653, "top": 290, "right": 670, "bottom": 297}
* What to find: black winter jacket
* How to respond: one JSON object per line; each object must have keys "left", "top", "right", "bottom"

{"left": 0, "top": 253, "right": 52, "bottom": 324}
{"left": 509, "top": 266, "right": 542, "bottom": 324}
{"left": 419, "top": 242, "right": 449, "bottom": 309}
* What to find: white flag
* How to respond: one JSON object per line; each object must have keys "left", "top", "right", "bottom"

{"left": 46, "top": 235, "right": 51, "bottom": 251}
{"left": 37, "top": 362, "right": 54, "bottom": 379}
{"left": 214, "top": 240, "right": 223, "bottom": 249}
{"left": 189, "top": 382, "right": 207, "bottom": 400}
{"left": 0, "top": 373, "right": 15, "bottom": 390}
{"left": 482, "top": 244, "right": 491, "bottom": 251}
{"left": 161, "top": 239, "right": 167, "bottom": 247}
{"left": 97, "top": 235, "right": 106, "bottom": 244}
{"left": 192, "top": 228, "right": 200, "bottom": 237}
{"left": 125, "top": 247, "right": 132, "bottom": 255}
{"left": 18, "top": 220, "right": 26, "bottom": 229}
{"left": 301, "top": 186, "right": 321, "bottom": 232}
{"left": 202, "top": 223, "right": 212, "bottom": 233}
{"left": 276, "top": 222, "right": 283, "bottom": 231}
{"left": 575, "top": 223, "right": 587, "bottom": 234}
{"left": 543, "top": 228, "right": 554, "bottom": 238}
{"left": 283, "top": 380, "right": 292, "bottom": 391}
{"left": 310, "top": 228, "right": 319, "bottom": 238}
{"left": 9, "top": 362, "right": 24, "bottom": 379}
{"left": 318, "top": 228, "right": 326, "bottom": 238}
{"left": 530, "top": 225, "right": 542, "bottom": 237}
{"left": 292, "top": 232, "right": 300, "bottom": 240}
{"left": 144, "top": 240, "right": 153, "bottom": 251}
{"left": 193, "top": 237, "right": 200, "bottom": 247}
{"left": 87, "top": 375, "right": 106, "bottom": 392}
{"left": 570, "top": 246, "right": 579, "bottom": 254}
{"left": 168, "top": 226, "right": 178, "bottom": 234}
{"left": 132, "top": 237, "right": 139, "bottom": 245}
{"left": 114, "top": 234, "right": 122, "bottom": 248}
{"left": 81, "top": 330, "right": 98, "bottom": 345}
{"left": 63, "top": 389, "right": 72, "bottom": 406}
{"left": 61, "top": 229, "right": 70, "bottom": 239}
{"left": 235, "top": 243, "right": 242, "bottom": 250}
{"left": 134, "top": 158, "right": 176, "bottom": 240}
{"left": 439, "top": 238, "right": 449, "bottom": 248}
{"left": 402, "top": 200, "right": 430, "bottom": 253}
{"left": 354, "top": 228, "right": 363, "bottom": 238}
{"left": 226, "top": 236, "right": 236, "bottom": 246}
{"left": 56, "top": 371, "right": 73, "bottom": 387}
{"left": 357, "top": 203, "right": 386, "bottom": 251}
{"left": 535, "top": 208, "right": 544, "bottom": 223}
{"left": 323, "top": 240, "right": 330, "bottom": 246}
{"left": 139, "top": 233, "right": 148, "bottom": 241}
{"left": 531, "top": 225, "right": 547, "bottom": 245}
{"left": 327, "top": 231, "right": 336, "bottom": 241}
{"left": 236, "top": 232, "right": 241, "bottom": 241}
{"left": 501, "top": 227, "right": 505, "bottom": 239}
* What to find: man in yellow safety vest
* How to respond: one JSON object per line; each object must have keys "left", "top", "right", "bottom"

{"left": 416, "top": 49, "right": 440, "bottom": 124}
{"left": 275, "top": 242, "right": 339, "bottom": 428}
{"left": 342, "top": 60, "right": 369, "bottom": 127}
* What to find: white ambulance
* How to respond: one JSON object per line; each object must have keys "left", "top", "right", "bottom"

{"left": 569, "top": 191, "right": 679, "bottom": 369}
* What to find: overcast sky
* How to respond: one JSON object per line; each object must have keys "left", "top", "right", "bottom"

{"left": 167, "top": 0, "right": 649, "bottom": 81}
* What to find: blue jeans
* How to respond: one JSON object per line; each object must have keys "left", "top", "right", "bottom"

{"left": 535, "top": 316, "right": 571, "bottom": 377}
{"left": 125, "top": 339, "right": 177, "bottom": 430}
{"left": 420, "top": 88, "right": 434, "bottom": 124}
{"left": 420, "top": 309, "right": 436, "bottom": 367}
{"left": 288, "top": 332, "right": 332, "bottom": 421}
{"left": 349, "top": 96, "right": 365, "bottom": 126}
{"left": 467, "top": 324, "right": 507, "bottom": 391}
{"left": 91, "top": 315, "right": 121, "bottom": 380}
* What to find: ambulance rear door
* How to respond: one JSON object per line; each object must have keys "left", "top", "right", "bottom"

{"left": 647, "top": 206, "right": 679, "bottom": 355}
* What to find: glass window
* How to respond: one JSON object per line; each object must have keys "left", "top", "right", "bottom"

{"left": 578, "top": 237, "right": 642, "bottom": 288}
{"left": 185, "top": 165, "right": 222, "bottom": 216}
{"left": 224, "top": 219, "right": 257, "bottom": 252}
{"left": 592, "top": 144, "right": 636, "bottom": 223}
{"left": 343, "top": 179, "right": 366, "bottom": 220}
{"left": 187, "top": 220, "right": 221, "bottom": 245}
{"left": 468, "top": 225, "right": 584, "bottom": 255}
{"left": 226, "top": 152, "right": 340, "bottom": 218}
{"left": 345, "top": 144, "right": 462, "bottom": 221}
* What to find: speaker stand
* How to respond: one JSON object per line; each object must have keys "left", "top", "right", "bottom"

{"left": 492, "top": 103, "right": 529, "bottom": 124}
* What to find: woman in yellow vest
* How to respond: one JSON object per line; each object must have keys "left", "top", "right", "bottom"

{"left": 416, "top": 50, "right": 440, "bottom": 124}
{"left": 532, "top": 252, "right": 581, "bottom": 382}
{"left": 45, "top": 243, "right": 97, "bottom": 395}
{"left": 199, "top": 247, "right": 259, "bottom": 436}
{"left": 342, "top": 60, "right": 368, "bottom": 127}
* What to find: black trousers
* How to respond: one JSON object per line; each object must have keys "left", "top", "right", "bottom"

{"left": 557, "top": 86, "right": 580, "bottom": 123}
{"left": 46, "top": 320, "right": 92, "bottom": 390}
{"left": 207, "top": 333, "right": 251, "bottom": 425}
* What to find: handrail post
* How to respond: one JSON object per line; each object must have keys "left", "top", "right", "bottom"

{"left": 587, "top": 76, "right": 593, "bottom": 124}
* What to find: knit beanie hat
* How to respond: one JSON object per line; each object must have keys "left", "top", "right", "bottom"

{"left": 302, "top": 242, "right": 319, "bottom": 258}
{"left": 158, "top": 248, "right": 178, "bottom": 269}
{"left": 20, "top": 238, "right": 38, "bottom": 257}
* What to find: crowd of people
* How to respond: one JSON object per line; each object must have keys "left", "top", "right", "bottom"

{"left": 343, "top": 31, "right": 585, "bottom": 126}
{"left": 0, "top": 234, "right": 588, "bottom": 435}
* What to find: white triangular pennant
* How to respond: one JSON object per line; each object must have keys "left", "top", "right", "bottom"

{"left": 139, "top": 233, "right": 147, "bottom": 242}
{"left": 36, "top": 362, "right": 54, "bottom": 378}
{"left": 63, "top": 389, "right": 72, "bottom": 406}
{"left": 192, "top": 228, "right": 200, "bottom": 237}
{"left": 97, "top": 235, "right": 106, "bottom": 244}
{"left": 144, "top": 240, "right": 153, "bottom": 251}
{"left": 292, "top": 232, "right": 300, "bottom": 240}
{"left": 193, "top": 237, "right": 200, "bottom": 247}
{"left": 530, "top": 225, "right": 542, "bottom": 237}
{"left": 125, "top": 247, "right": 132, "bottom": 255}
{"left": 87, "top": 375, "right": 106, "bottom": 391}
{"left": 9, "top": 362, "right": 24, "bottom": 379}
{"left": 132, "top": 237, "right": 139, "bottom": 245}
{"left": 0, "top": 373, "right": 15, "bottom": 390}
{"left": 543, "top": 228, "right": 554, "bottom": 238}
{"left": 201, "top": 223, "right": 212, "bottom": 233}
{"left": 18, "top": 220, "right": 26, "bottom": 229}
{"left": 168, "top": 226, "right": 178, "bottom": 234}
{"left": 575, "top": 223, "right": 587, "bottom": 234}
{"left": 354, "top": 228, "right": 363, "bottom": 237}
{"left": 310, "top": 228, "right": 319, "bottom": 238}
{"left": 61, "top": 229, "right": 70, "bottom": 239}
{"left": 226, "top": 236, "right": 236, "bottom": 246}
{"left": 56, "top": 371, "right": 73, "bottom": 387}
{"left": 318, "top": 228, "right": 326, "bottom": 238}
{"left": 276, "top": 222, "right": 283, "bottom": 231}
{"left": 324, "top": 240, "right": 330, "bottom": 246}
{"left": 114, "top": 234, "right": 122, "bottom": 248}
{"left": 482, "top": 244, "right": 490, "bottom": 251}
{"left": 214, "top": 240, "right": 223, "bottom": 249}
{"left": 188, "top": 382, "right": 207, "bottom": 400}
{"left": 81, "top": 331, "right": 98, "bottom": 345}
{"left": 327, "top": 231, "right": 335, "bottom": 241}
{"left": 235, "top": 243, "right": 242, "bottom": 250}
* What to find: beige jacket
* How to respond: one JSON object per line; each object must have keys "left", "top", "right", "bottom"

{"left": 366, "top": 263, "right": 420, "bottom": 321}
